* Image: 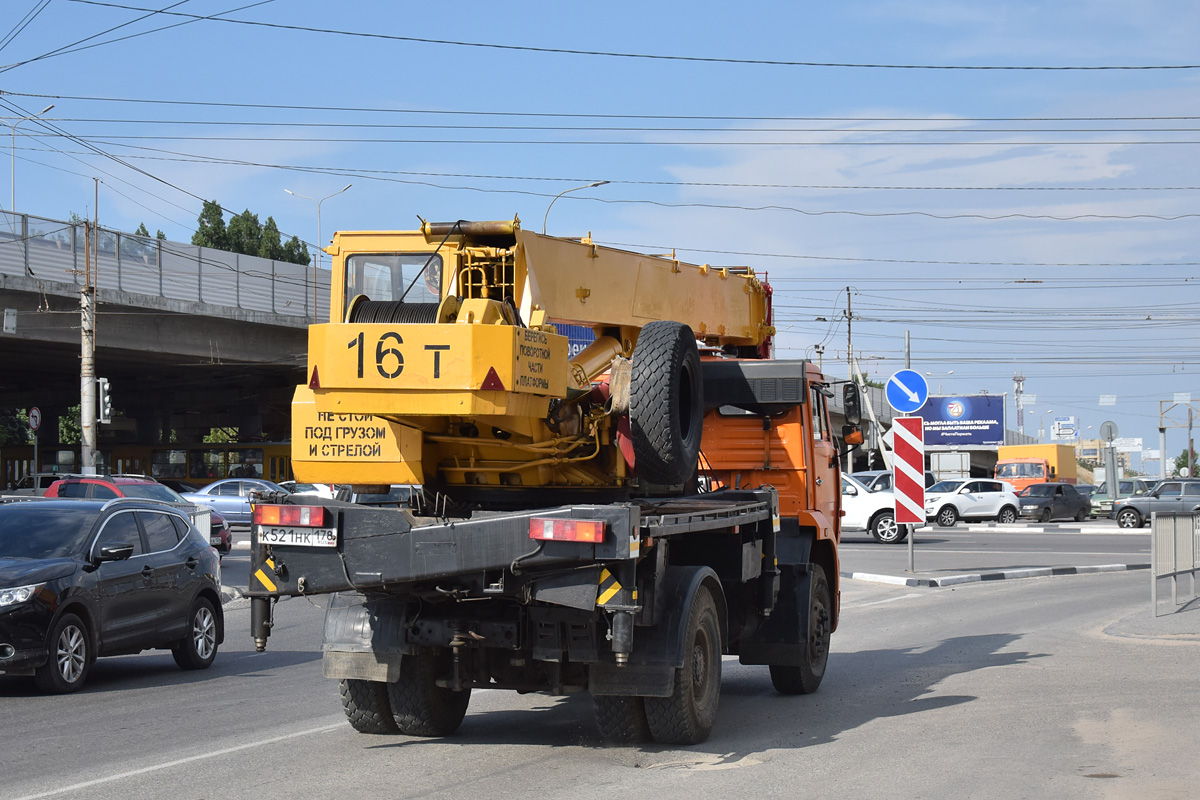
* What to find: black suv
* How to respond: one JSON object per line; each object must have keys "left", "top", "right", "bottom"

{"left": 0, "top": 497, "right": 224, "bottom": 693}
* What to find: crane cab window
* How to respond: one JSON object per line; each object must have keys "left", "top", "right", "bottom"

{"left": 344, "top": 253, "right": 443, "bottom": 317}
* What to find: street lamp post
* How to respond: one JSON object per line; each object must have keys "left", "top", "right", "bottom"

{"left": 8, "top": 104, "right": 54, "bottom": 212}
{"left": 285, "top": 183, "right": 351, "bottom": 323}
{"left": 1038, "top": 410, "right": 1054, "bottom": 442}
{"left": 542, "top": 180, "right": 610, "bottom": 234}
{"left": 923, "top": 370, "right": 954, "bottom": 394}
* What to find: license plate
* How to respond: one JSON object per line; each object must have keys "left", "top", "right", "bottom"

{"left": 209, "top": 536, "right": 222, "bottom": 545}
{"left": 257, "top": 526, "right": 338, "bottom": 547}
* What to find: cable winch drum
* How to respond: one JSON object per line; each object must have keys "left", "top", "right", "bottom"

{"left": 347, "top": 300, "right": 441, "bottom": 325}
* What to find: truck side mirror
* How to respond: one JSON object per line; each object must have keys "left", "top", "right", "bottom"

{"left": 1049, "top": 466, "right": 1056, "bottom": 478}
{"left": 842, "top": 383, "right": 862, "bottom": 425}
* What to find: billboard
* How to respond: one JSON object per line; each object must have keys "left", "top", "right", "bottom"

{"left": 922, "top": 395, "right": 1005, "bottom": 446}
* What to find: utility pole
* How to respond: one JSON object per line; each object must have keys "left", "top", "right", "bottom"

{"left": 845, "top": 287, "right": 853, "bottom": 473}
{"left": 1012, "top": 372, "right": 1026, "bottom": 435}
{"left": 80, "top": 180, "right": 98, "bottom": 473}
{"left": 845, "top": 286, "right": 852, "bottom": 383}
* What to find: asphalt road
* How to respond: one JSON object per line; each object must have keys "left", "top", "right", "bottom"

{"left": 3, "top": 528, "right": 1198, "bottom": 800}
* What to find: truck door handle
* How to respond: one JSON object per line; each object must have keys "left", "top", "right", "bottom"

{"left": 141, "top": 565, "right": 154, "bottom": 578}
{"left": 815, "top": 478, "right": 823, "bottom": 486}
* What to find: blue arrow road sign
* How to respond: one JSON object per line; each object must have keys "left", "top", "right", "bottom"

{"left": 886, "top": 369, "right": 929, "bottom": 414}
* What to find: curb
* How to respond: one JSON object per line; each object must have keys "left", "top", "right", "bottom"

{"left": 843, "top": 563, "right": 1151, "bottom": 588}
{"left": 219, "top": 584, "right": 244, "bottom": 607}
{"left": 913, "top": 523, "right": 1131, "bottom": 534}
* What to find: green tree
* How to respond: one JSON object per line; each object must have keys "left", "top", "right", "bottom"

{"left": 190, "top": 200, "right": 309, "bottom": 265}
{"left": 0, "top": 409, "right": 30, "bottom": 446}
{"left": 204, "top": 427, "right": 237, "bottom": 444}
{"left": 156, "top": 229, "right": 166, "bottom": 240}
{"left": 192, "top": 200, "right": 228, "bottom": 250}
{"left": 60, "top": 403, "right": 81, "bottom": 445}
{"left": 225, "top": 209, "right": 262, "bottom": 255}
{"left": 1174, "top": 447, "right": 1198, "bottom": 475}
{"left": 282, "top": 235, "right": 311, "bottom": 266}
{"left": 135, "top": 223, "right": 151, "bottom": 237}
{"left": 258, "top": 216, "right": 283, "bottom": 260}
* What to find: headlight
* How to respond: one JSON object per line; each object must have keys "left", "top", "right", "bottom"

{"left": 0, "top": 583, "right": 44, "bottom": 607}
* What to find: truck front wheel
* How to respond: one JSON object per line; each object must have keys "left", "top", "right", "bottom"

{"left": 644, "top": 584, "right": 721, "bottom": 745}
{"left": 594, "top": 695, "right": 652, "bottom": 744}
{"left": 387, "top": 653, "right": 471, "bottom": 737}
{"left": 769, "top": 563, "right": 831, "bottom": 696}
{"left": 338, "top": 679, "right": 399, "bottom": 734}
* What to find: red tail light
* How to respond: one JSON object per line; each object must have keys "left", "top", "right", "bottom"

{"left": 253, "top": 505, "right": 329, "bottom": 527}
{"left": 529, "top": 518, "right": 604, "bottom": 543}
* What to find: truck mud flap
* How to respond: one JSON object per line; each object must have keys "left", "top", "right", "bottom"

{"left": 321, "top": 593, "right": 411, "bottom": 682}
{"left": 737, "top": 563, "right": 810, "bottom": 666}
{"left": 590, "top": 565, "right": 726, "bottom": 697}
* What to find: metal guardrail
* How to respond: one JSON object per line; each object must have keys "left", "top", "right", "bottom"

{"left": 0, "top": 210, "right": 326, "bottom": 323}
{"left": 1150, "top": 512, "right": 1200, "bottom": 616}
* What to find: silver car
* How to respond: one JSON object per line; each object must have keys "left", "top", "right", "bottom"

{"left": 181, "top": 478, "right": 288, "bottom": 525}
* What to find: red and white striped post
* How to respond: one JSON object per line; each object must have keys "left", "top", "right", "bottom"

{"left": 893, "top": 417, "right": 925, "bottom": 524}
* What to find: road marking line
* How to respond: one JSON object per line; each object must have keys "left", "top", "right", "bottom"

{"left": 848, "top": 593, "right": 925, "bottom": 608}
{"left": 9, "top": 722, "right": 344, "bottom": 800}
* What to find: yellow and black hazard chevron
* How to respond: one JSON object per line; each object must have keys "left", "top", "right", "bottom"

{"left": 254, "top": 558, "right": 279, "bottom": 593}
{"left": 597, "top": 567, "right": 622, "bottom": 605}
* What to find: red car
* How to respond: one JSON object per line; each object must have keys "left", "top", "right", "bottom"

{"left": 43, "top": 476, "right": 232, "bottom": 555}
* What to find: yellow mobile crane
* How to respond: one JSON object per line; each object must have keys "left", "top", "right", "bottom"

{"left": 251, "top": 218, "right": 863, "bottom": 746}
{"left": 293, "top": 218, "right": 773, "bottom": 503}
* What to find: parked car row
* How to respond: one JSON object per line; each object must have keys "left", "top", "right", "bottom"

{"left": 41, "top": 475, "right": 232, "bottom": 555}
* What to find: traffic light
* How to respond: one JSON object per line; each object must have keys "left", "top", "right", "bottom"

{"left": 97, "top": 377, "right": 112, "bottom": 424}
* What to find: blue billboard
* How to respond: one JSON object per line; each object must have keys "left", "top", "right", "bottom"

{"left": 922, "top": 395, "right": 1005, "bottom": 446}
{"left": 554, "top": 323, "right": 596, "bottom": 358}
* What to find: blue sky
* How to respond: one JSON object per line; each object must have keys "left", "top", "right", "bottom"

{"left": 3, "top": 0, "right": 1200, "bottom": 471}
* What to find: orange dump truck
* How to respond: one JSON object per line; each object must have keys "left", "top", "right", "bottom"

{"left": 247, "top": 220, "right": 862, "bottom": 746}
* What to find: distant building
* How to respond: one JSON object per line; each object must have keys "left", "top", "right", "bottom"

{"left": 1076, "top": 438, "right": 1130, "bottom": 472}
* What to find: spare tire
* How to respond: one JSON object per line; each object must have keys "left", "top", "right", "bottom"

{"left": 629, "top": 321, "right": 704, "bottom": 485}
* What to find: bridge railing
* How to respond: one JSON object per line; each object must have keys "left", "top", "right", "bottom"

{"left": 0, "top": 210, "right": 326, "bottom": 322}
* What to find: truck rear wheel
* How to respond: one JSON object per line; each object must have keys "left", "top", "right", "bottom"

{"left": 644, "top": 584, "right": 721, "bottom": 745}
{"left": 769, "top": 564, "right": 831, "bottom": 696}
{"left": 629, "top": 321, "right": 704, "bottom": 486}
{"left": 338, "top": 679, "right": 399, "bottom": 734}
{"left": 594, "top": 695, "right": 652, "bottom": 744}
{"left": 387, "top": 653, "right": 471, "bottom": 737}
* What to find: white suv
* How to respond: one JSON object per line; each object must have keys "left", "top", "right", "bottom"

{"left": 924, "top": 479, "right": 1021, "bottom": 527}
{"left": 842, "top": 474, "right": 905, "bottom": 543}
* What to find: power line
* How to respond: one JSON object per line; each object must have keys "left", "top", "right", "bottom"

{"left": 0, "top": 1, "right": 275, "bottom": 74}
{"left": 9, "top": 91, "right": 1200, "bottom": 123}
{"left": 0, "top": 0, "right": 53, "bottom": 55}
{"left": 18, "top": 137, "right": 1200, "bottom": 192}
{"left": 17, "top": 136, "right": 1200, "bottom": 224}
{"left": 45, "top": 132, "right": 1200, "bottom": 147}
{"left": 34, "top": 118, "right": 1200, "bottom": 135}
{"left": 66, "top": 1, "right": 1200, "bottom": 71}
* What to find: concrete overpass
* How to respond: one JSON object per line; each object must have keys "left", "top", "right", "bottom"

{"left": 0, "top": 210, "right": 322, "bottom": 446}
